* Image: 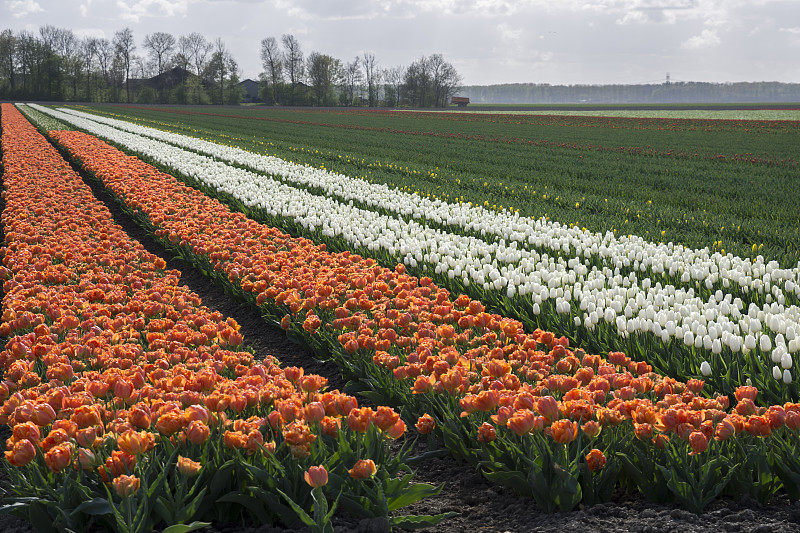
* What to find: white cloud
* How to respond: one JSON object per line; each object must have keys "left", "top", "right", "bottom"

{"left": 116, "top": 0, "right": 192, "bottom": 23}
{"left": 73, "top": 27, "right": 107, "bottom": 39}
{"left": 6, "top": 0, "right": 43, "bottom": 18}
{"left": 681, "top": 28, "right": 721, "bottom": 49}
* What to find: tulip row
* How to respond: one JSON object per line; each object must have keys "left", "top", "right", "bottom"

{"left": 0, "top": 104, "right": 447, "bottom": 532}
{"left": 43, "top": 122, "right": 800, "bottom": 513}
{"left": 29, "top": 104, "right": 800, "bottom": 405}
{"left": 49, "top": 107, "right": 800, "bottom": 312}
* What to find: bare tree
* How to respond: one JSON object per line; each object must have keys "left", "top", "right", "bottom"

{"left": 341, "top": 58, "right": 362, "bottom": 106}
{"left": 82, "top": 37, "right": 98, "bottom": 101}
{"left": 383, "top": 65, "right": 404, "bottom": 107}
{"left": 402, "top": 54, "right": 460, "bottom": 107}
{"left": 259, "top": 36, "right": 283, "bottom": 104}
{"left": 204, "top": 37, "right": 239, "bottom": 104}
{"left": 361, "top": 52, "right": 378, "bottom": 106}
{"left": 95, "top": 37, "right": 113, "bottom": 85}
{"left": 113, "top": 27, "right": 135, "bottom": 102}
{"left": 179, "top": 32, "right": 211, "bottom": 75}
{"left": 281, "top": 34, "right": 304, "bottom": 105}
{"left": 0, "top": 30, "right": 16, "bottom": 92}
{"left": 143, "top": 31, "right": 175, "bottom": 76}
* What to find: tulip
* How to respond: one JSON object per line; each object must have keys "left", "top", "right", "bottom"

{"left": 347, "top": 407, "right": 373, "bottom": 433}
{"left": 535, "top": 395, "right": 560, "bottom": 420}
{"left": 44, "top": 442, "right": 74, "bottom": 472}
{"left": 386, "top": 418, "right": 406, "bottom": 440}
{"left": 117, "top": 429, "right": 155, "bottom": 456}
{"left": 415, "top": 413, "right": 436, "bottom": 435}
{"left": 550, "top": 419, "right": 579, "bottom": 444}
{"left": 348, "top": 459, "right": 377, "bottom": 479}
{"left": 185, "top": 420, "right": 211, "bottom": 445}
{"left": 12, "top": 421, "right": 40, "bottom": 444}
{"left": 113, "top": 474, "right": 141, "bottom": 498}
{"left": 304, "top": 465, "right": 328, "bottom": 488}
{"left": 585, "top": 449, "right": 606, "bottom": 472}
{"left": 177, "top": 455, "right": 202, "bottom": 477}
{"left": 477, "top": 422, "right": 497, "bottom": 443}
{"left": 507, "top": 410, "right": 540, "bottom": 436}
{"left": 581, "top": 420, "right": 601, "bottom": 438}
{"left": 77, "top": 448, "right": 97, "bottom": 470}
{"left": 4, "top": 438, "right": 37, "bottom": 467}
{"left": 75, "top": 426, "right": 101, "bottom": 448}
{"left": 688, "top": 431, "right": 708, "bottom": 455}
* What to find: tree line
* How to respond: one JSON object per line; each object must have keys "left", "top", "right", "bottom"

{"left": 0, "top": 26, "right": 462, "bottom": 107}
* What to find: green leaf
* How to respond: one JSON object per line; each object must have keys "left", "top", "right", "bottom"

{"left": 162, "top": 521, "right": 212, "bottom": 533}
{"left": 28, "top": 501, "right": 58, "bottom": 533}
{"left": 389, "top": 512, "right": 459, "bottom": 529}
{"left": 387, "top": 482, "right": 444, "bottom": 512}
{"left": 403, "top": 448, "right": 450, "bottom": 467}
{"left": 71, "top": 498, "right": 112, "bottom": 517}
{"left": 274, "top": 487, "right": 315, "bottom": 528}
{"left": 217, "top": 491, "right": 271, "bottom": 525}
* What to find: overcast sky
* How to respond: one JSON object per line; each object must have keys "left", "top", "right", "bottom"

{"left": 2, "top": 0, "right": 799, "bottom": 85}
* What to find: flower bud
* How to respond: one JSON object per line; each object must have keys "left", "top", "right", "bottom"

{"left": 700, "top": 361, "right": 711, "bottom": 377}
{"left": 304, "top": 465, "right": 328, "bottom": 488}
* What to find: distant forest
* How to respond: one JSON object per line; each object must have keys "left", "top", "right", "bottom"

{"left": 459, "top": 82, "right": 800, "bottom": 104}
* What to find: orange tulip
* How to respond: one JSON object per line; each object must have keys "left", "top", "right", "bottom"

{"left": 415, "top": 414, "right": 436, "bottom": 435}
{"left": 112, "top": 474, "right": 141, "bottom": 498}
{"left": 177, "top": 455, "right": 202, "bottom": 477}
{"left": 304, "top": 465, "right": 328, "bottom": 488}
{"left": 77, "top": 448, "right": 97, "bottom": 470}
{"left": 507, "top": 410, "right": 542, "bottom": 436}
{"left": 688, "top": 431, "right": 708, "bottom": 455}
{"left": 744, "top": 415, "right": 772, "bottom": 437}
{"left": 11, "top": 421, "right": 40, "bottom": 444}
{"left": 156, "top": 412, "right": 185, "bottom": 436}
{"left": 714, "top": 418, "right": 736, "bottom": 441}
{"left": 113, "top": 379, "right": 134, "bottom": 400}
{"left": 581, "top": 420, "right": 602, "bottom": 438}
{"left": 185, "top": 420, "right": 211, "bottom": 445}
{"left": 75, "top": 426, "right": 101, "bottom": 448}
{"left": 386, "top": 418, "right": 406, "bottom": 440}
{"left": 30, "top": 403, "right": 57, "bottom": 427}
{"left": 44, "top": 442, "right": 74, "bottom": 472}
{"left": 4, "top": 438, "right": 36, "bottom": 467}
{"left": 550, "top": 419, "right": 578, "bottom": 444}
{"left": 536, "top": 396, "right": 560, "bottom": 420}
{"left": 373, "top": 406, "right": 400, "bottom": 432}
{"left": 347, "top": 407, "right": 373, "bottom": 433}
{"left": 117, "top": 429, "right": 155, "bottom": 456}
{"left": 585, "top": 449, "right": 606, "bottom": 472}
{"left": 734, "top": 385, "right": 758, "bottom": 402}
{"left": 348, "top": 459, "right": 377, "bottom": 479}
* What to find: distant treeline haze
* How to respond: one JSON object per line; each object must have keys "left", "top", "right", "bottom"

{"left": 461, "top": 82, "right": 800, "bottom": 104}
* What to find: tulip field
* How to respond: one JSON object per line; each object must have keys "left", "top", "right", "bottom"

{"left": 3, "top": 102, "right": 800, "bottom": 531}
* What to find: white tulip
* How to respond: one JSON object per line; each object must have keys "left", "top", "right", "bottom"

{"left": 760, "top": 334, "right": 772, "bottom": 352}
{"left": 700, "top": 361, "right": 712, "bottom": 376}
